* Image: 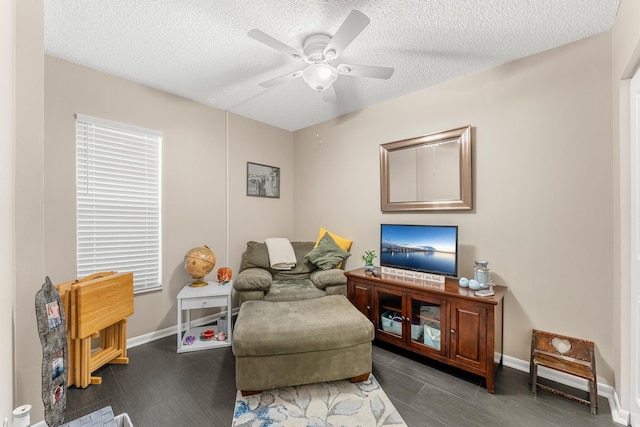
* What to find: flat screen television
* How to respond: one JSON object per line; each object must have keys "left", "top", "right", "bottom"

{"left": 380, "top": 224, "right": 458, "bottom": 277}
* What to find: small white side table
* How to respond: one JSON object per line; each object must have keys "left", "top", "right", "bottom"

{"left": 176, "top": 281, "right": 233, "bottom": 353}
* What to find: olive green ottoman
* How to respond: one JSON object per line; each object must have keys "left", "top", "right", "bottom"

{"left": 232, "top": 295, "right": 374, "bottom": 395}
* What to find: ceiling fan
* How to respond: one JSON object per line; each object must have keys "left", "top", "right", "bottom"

{"left": 248, "top": 10, "right": 394, "bottom": 101}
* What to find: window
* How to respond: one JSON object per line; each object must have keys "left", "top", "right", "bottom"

{"left": 76, "top": 114, "right": 162, "bottom": 294}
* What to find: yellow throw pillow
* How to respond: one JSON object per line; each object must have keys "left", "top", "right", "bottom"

{"left": 315, "top": 227, "right": 353, "bottom": 252}
{"left": 306, "top": 232, "right": 352, "bottom": 270}
{"left": 314, "top": 227, "right": 352, "bottom": 269}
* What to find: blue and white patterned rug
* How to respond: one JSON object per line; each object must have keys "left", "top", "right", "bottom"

{"left": 232, "top": 374, "right": 407, "bottom": 426}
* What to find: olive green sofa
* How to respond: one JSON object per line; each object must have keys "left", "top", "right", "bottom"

{"left": 233, "top": 241, "right": 349, "bottom": 306}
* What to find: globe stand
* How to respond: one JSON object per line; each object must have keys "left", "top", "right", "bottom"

{"left": 188, "top": 278, "right": 209, "bottom": 288}
{"left": 183, "top": 245, "right": 216, "bottom": 288}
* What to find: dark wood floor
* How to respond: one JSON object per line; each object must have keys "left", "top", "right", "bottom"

{"left": 65, "top": 335, "right": 619, "bottom": 426}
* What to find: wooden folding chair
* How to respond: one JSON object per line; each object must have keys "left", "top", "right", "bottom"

{"left": 529, "top": 329, "right": 597, "bottom": 414}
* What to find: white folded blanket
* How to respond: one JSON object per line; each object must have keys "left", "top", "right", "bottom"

{"left": 265, "top": 238, "right": 297, "bottom": 270}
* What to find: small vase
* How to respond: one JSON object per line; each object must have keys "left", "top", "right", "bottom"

{"left": 474, "top": 260, "right": 490, "bottom": 288}
{"left": 364, "top": 264, "right": 375, "bottom": 271}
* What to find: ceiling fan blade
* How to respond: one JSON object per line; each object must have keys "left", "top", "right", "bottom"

{"left": 321, "top": 85, "right": 337, "bottom": 102}
{"left": 248, "top": 29, "right": 309, "bottom": 62}
{"left": 337, "top": 64, "right": 394, "bottom": 79}
{"left": 323, "top": 10, "right": 370, "bottom": 60}
{"left": 258, "top": 70, "right": 303, "bottom": 88}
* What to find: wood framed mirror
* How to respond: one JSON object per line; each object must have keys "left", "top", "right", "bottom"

{"left": 380, "top": 125, "right": 472, "bottom": 211}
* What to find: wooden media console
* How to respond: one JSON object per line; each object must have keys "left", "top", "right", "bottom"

{"left": 346, "top": 268, "right": 505, "bottom": 393}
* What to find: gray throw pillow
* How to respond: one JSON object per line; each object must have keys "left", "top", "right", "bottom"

{"left": 240, "top": 241, "right": 271, "bottom": 270}
{"left": 305, "top": 233, "right": 351, "bottom": 270}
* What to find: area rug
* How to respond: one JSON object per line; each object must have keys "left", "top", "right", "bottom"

{"left": 232, "top": 374, "right": 407, "bottom": 426}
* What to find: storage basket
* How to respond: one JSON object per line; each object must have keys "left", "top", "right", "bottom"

{"left": 381, "top": 311, "right": 423, "bottom": 340}
{"left": 115, "top": 413, "right": 133, "bottom": 427}
{"left": 381, "top": 311, "right": 402, "bottom": 336}
{"left": 59, "top": 407, "right": 132, "bottom": 427}
{"left": 409, "top": 322, "right": 423, "bottom": 341}
{"left": 423, "top": 323, "right": 441, "bottom": 350}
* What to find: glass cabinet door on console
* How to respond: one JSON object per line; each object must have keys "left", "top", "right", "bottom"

{"left": 409, "top": 295, "right": 446, "bottom": 356}
{"left": 376, "top": 288, "right": 405, "bottom": 344}
{"left": 376, "top": 288, "right": 446, "bottom": 356}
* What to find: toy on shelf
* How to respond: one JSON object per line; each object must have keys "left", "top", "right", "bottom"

{"left": 217, "top": 267, "right": 232, "bottom": 284}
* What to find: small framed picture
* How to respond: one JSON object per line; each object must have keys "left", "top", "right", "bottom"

{"left": 46, "top": 300, "right": 61, "bottom": 329}
{"left": 52, "top": 384, "right": 64, "bottom": 405}
{"left": 51, "top": 349, "right": 64, "bottom": 380}
{"left": 247, "top": 162, "right": 280, "bottom": 198}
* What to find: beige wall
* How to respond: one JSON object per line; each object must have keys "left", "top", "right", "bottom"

{"left": 15, "top": 0, "right": 45, "bottom": 420}
{"left": 34, "top": 56, "right": 294, "bottom": 420}
{"left": 227, "top": 113, "right": 294, "bottom": 285}
{"left": 45, "top": 56, "right": 228, "bottom": 339}
{"left": 42, "top": 57, "right": 296, "bottom": 334}
{"left": 611, "top": 0, "right": 640, "bottom": 412}
{"left": 293, "top": 33, "right": 615, "bottom": 384}
{"left": 2, "top": 0, "right": 15, "bottom": 420}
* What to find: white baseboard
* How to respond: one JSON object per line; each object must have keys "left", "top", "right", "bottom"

{"left": 502, "top": 354, "right": 630, "bottom": 426}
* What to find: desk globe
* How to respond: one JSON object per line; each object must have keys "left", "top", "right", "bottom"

{"left": 184, "top": 245, "right": 216, "bottom": 287}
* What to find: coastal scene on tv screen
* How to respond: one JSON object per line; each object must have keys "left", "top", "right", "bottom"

{"left": 381, "top": 224, "right": 457, "bottom": 276}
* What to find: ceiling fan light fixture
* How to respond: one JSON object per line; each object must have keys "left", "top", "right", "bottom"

{"left": 302, "top": 63, "right": 338, "bottom": 92}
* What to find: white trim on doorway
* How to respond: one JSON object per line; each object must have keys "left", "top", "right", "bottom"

{"left": 629, "top": 65, "right": 640, "bottom": 427}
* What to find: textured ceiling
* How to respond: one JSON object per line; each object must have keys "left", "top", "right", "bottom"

{"left": 44, "top": 0, "right": 620, "bottom": 131}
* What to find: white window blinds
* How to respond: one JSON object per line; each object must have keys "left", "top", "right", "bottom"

{"left": 76, "top": 114, "right": 162, "bottom": 294}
